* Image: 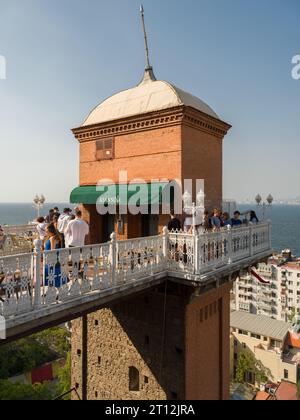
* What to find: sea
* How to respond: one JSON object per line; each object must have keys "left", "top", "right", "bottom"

{"left": 0, "top": 203, "right": 299, "bottom": 257}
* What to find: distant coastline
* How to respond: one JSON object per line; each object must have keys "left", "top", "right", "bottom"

{"left": 238, "top": 201, "right": 300, "bottom": 206}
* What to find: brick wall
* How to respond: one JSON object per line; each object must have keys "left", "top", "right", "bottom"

{"left": 182, "top": 125, "right": 223, "bottom": 211}
{"left": 79, "top": 126, "right": 182, "bottom": 186}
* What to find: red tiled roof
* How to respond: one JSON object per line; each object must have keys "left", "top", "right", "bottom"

{"left": 276, "top": 381, "right": 298, "bottom": 401}
{"left": 287, "top": 332, "right": 300, "bottom": 350}
{"left": 281, "top": 263, "right": 300, "bottom": 271}
{"left": 255, "top": 391, "right": 271, "bottom": 401}
{"left": 31, "top": 363, "right": 53, "bottom": 385}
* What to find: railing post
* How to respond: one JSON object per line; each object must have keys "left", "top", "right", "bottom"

{"left": 110, "top": 233, "right": 117, "bottom": 286}
{"left": 194, "top": 232, "right": 200, "bottom": 275}
{"left": 249, "top": 224, "right": 254, "bottom": 257}
{"left": 227, "top": 225, "right": 233, "bottom": 265}
{"left": 33, "top": 239, "right": 42, "bottom": 309}
{"left": 162, "top": 227, "right": 169, "bottom": 269}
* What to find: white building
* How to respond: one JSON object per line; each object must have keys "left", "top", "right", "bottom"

{"left": 231, "top": 250, "right": 300, "bottom": 322}
{"left": 230, "top": 311, "right": 300, "bottom": 386}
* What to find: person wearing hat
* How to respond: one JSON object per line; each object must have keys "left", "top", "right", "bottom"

{"left": 57, "top": 208, "right": 72, "bottom": 248}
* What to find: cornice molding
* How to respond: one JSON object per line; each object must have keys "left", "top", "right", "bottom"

{"left": 72, "top": 106, "right": 231, "bottom": 142}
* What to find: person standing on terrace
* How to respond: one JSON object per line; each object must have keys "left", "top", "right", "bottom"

{"left": 66, "top": 210, "right": 89, "bottom": 248}
{"left": 36, "top": 217, "right": 47, "bottom": 242}
{"left": 45, "top": 209, "right": 55, "bottom": 224}
{"left": 231, "top": 211, "right": 243, "bottom": 227}
{"left": 168, "top": 210, "right": 182, "bottom": 232}
{"left": 211, "top": 209, "right": 222, "bottom": 230}
{"left": 57, "top": 208, "right": 72, "bottom": 248}
{"left": 44, "top": 224, "right": 63, "bottom": 288}
{"left": 249, "top": 210, "right": 259, "bottom": 224}
{"left": 222, "top": 212, "right": 232, "bottom": 227}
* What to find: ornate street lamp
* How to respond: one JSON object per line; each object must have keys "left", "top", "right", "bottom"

{"left": 33, "top": 194, "right": 46, "bottom": 218}
{"left": 183, "top": 189, "right": 205, "bottom": 235}
{"left": 255, "top": 193, "right": 273, "bottom": 220}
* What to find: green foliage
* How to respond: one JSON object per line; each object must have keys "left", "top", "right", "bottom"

{"left": 0, "top": 327, "right": 70, "bottom": 380}
{"left": 297, "top": 380, "right": 300, "bottom": 400}
{"left": 32, "top": 327, "right": 71, "bottom": 357}
{"left": 0, "top": 338, "right": 55, "bottom": 380}
{"left": 0, "top": 380, "right": 59, "bottom": 401}
{"left": 288, "top": 308, "right": 296, "bottom": 323}
{"left": 235, "top": 351, "right": 268, "bottom": 386}
{"left": 0, "top": 327, "right": 71, "bottom": 400}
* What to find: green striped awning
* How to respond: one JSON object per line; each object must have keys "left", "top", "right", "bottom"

{"left": 70, "top": 183, "right": 172, "bottom": 206}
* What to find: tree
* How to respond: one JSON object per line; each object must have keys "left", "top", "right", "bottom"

{"left": 0, "top": 338, "right": 55, "bottom": 380}
{"left": 33, "top": 327, "right": 71, "bottom": 356}
{"left": 0, "top": 327, "right": 71, "bottom": 400}
{"left": 288, "top": 308, "right": 296, "bottom": 323}
{"left": 235, "top": 351, "right": 268, "bottom": 386}
{"left": 0, "top": 327, "right": 71, "bottom": 380}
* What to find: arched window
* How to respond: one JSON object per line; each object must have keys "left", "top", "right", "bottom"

{"left": 129, "top": 366, "right": 140, "bottom": 392}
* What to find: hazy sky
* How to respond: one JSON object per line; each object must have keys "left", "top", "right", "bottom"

{"left": 0, "top": 0, "right": 299, "bottom": 203}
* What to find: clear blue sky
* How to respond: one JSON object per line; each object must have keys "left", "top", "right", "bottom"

{"left": 0, "top": 0, "right": 299, "bottom": 203}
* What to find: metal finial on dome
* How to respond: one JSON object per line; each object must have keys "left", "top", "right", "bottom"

{"left": 139, "top": 5, "right": 156, "bottom": 84}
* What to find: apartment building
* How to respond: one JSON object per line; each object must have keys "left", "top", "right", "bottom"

{"left": 231, "top": 250, "right": 300, "bottom": 322}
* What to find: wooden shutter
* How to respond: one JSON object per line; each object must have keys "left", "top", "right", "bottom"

{"left": 96, "top": 138, "right": 115, "bottom": 160}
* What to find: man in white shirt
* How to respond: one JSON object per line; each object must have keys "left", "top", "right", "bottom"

{"left": 57, "top": 208, "right": 72, "bottom": 247}
{"left": 66, "top": 210, "right": 89, "bottom": 248}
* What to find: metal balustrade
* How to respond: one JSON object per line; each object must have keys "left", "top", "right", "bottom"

{"left": 0, "top": 222, "right": 272, "bottom": 328}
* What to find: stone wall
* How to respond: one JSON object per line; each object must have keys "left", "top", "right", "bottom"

{"left": 71, "top": 280, "right": 231, "bottom": 400}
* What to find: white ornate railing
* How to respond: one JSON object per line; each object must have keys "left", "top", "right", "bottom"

{"left": 168, "top": 222, "right": 271, "bottom": 275}
{"left": 0, "top": 222, "right": 271, "bottom": 322}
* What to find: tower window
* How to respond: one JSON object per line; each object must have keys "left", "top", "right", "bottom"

{"left": 145, "top": 335, "right": 150, "bottom": 345}
{"left": 96, "top": 137, "right": 115, "bottom": 160}
{"left": 129, "top": 366, "right": 140, "bottom": 392}
{"left": 171, "top": 392, "right": 178, "bottom": 400}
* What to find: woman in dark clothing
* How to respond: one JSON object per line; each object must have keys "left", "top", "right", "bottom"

{"left": 44, "top": 224, "right": 62, "bottom": 288}
{"left": 250, "top": 211, "right": 259, "bottom": 224}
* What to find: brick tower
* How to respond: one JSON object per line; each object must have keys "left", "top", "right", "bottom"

{"left": 70, "top": 9, "right": 232, "bottom": 400}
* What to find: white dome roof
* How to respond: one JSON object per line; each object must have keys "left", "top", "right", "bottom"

{"left": 82, "top": 70, "right": 219, "bottom": 127}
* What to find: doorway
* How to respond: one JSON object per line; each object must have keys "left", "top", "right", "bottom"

{"left": 142, "top": 214, "right": 159, "bottom": 237}
{"left": 102, "top": 214, "right": 115, "bottom": 243}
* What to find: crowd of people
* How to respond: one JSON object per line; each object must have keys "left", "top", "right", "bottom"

{"left": 36, "top": 207, "right": 89, "bottom": 251}
{"left": 168, "top": 209, "right": 260, "bottom": 233}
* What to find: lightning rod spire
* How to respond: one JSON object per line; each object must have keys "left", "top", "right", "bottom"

{"left": 139, "top": 5, "right": 156, "bottom": 84}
